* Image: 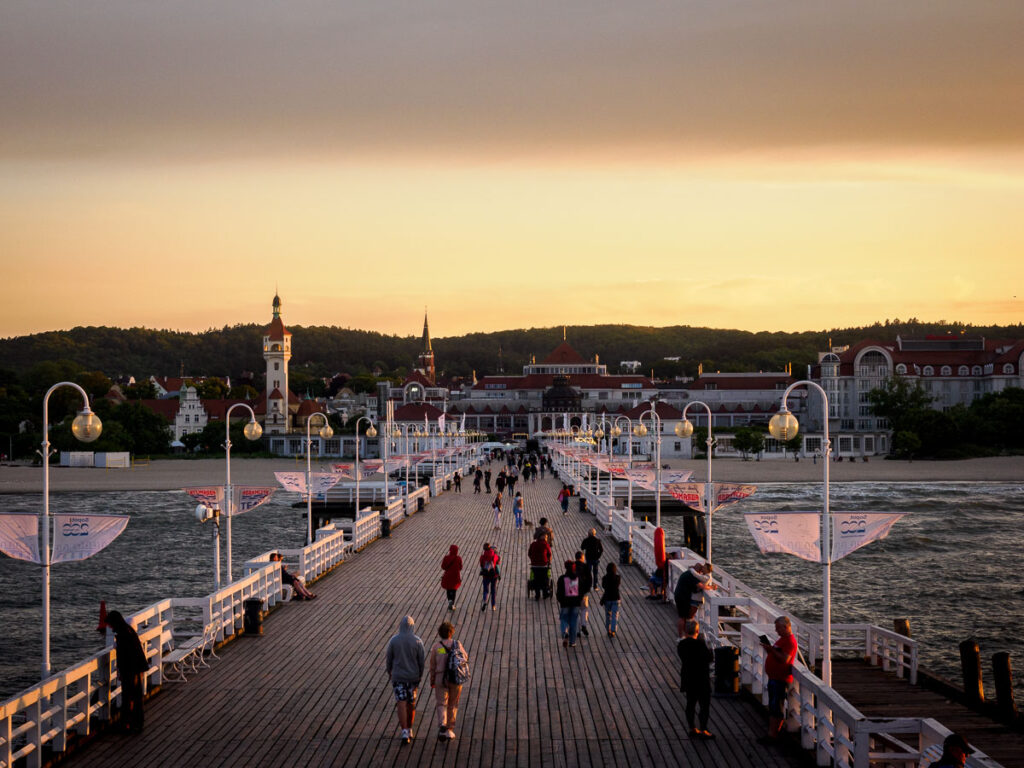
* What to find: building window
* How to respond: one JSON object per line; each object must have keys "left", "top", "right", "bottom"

{"left": 274, "top": 362, "right": 280, "bottom": 370}
{"left": 1004, "top": 364, "right": 1015, "bottom": 374}
{"left": 958, "top": 366, "right": 969, "bottom": 376}
{"left": 940, "top": 366, "right": 952, "bottom": 376}
{"left": 972, "top": 366, "right": 982, "bottom": 375}
{"left": 922, "top": 366, "right": 934, "bottom": 376}
{"left": 896, "top": 364, "right": 907, "bottom": 374}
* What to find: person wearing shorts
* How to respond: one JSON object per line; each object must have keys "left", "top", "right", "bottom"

{"left": 759, "top": 616, "right": 798, "bottom": 746}
{"left": 385, "top": 615, "right": 425, "bottom": 744}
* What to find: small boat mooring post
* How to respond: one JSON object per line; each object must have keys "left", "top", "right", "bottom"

{"left": 992, "top": 652, "right": 1017, "bottom": 724}
{"left": 959, "top": 639, "right": 985, "bottom": 706}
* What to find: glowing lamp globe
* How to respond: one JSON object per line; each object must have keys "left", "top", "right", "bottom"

{"left": 768, "top": 410, "right": 800, "bottom": 441}
{"left": 610, "top": 426, "right": 622, "bottom": 438}
{"left": 243, "top": 420, "right": 263, "bottom": 441}
{"left": 633, "top": 424, "right": 648, "bottom": 437}
{"left": 366, "top": 425, "right": 378, "bottom": 438}
{"left": 71, "top": 410, "right": 102, "bottom": 443}
{"left": 594, "top": 428, "right": 605, "bottom": 439}
{"left": 675, "top": 420, "right": 693, "bottom": 438}
{"left": 319, "top": 424, "right": 334, "bottom": 440}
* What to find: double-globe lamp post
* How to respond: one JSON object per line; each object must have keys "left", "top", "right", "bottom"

{"left": 305, "top": 413, "right": 334, "bottom": 545}
{"left": 768, "top": 380, "right": 834, "bottom": 686}
{"left": 40, "top": 382, "right": 103, "bottom": 679}
{"left": 224, "top": 403, "right": 263, "bottom": 584}
{"left": 678, "top": 401, "right": 715, "bottom": 564}
{"left": 634, "top": 408, "right": 665, "bottom": 529}
{"left": 354, "top": 416, "right": 378, "bottom": 515}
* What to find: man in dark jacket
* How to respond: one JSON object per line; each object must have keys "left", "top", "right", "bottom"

{"left": 556, "top": 561, "right": 583, "bottom": 647}
{"left": 677, "top": 619, "right": 714, "bottom": 739}
{"left": 106, "top": 610, "right": 150, "bottom": 734}
{"left": 580, "top": 529, "right": 604, "bottom": 590}
{"left": 574, "top": 551, "right": 592, "bottom": 637}
{"left": 528, "top": 531, "right": 552, "bottom": 601}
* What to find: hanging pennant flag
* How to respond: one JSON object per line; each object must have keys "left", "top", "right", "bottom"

{"left": 359, "top": 460, "right": 384, "bottom": 478}
{"left": 0, "top": 512, "right": 41, "bottom": 563}
{"left": 331, "top": 463, "right": 355, "bottom": 480}
{"left": 624, "top": 468, "right": 657, "bottom": 489}
{"left": 661, "top": 471, "right": 694, "bottom": 485}
{"left": 460, "top": 413, "right": 466, "bottom": 432}
{"left": 232, "top": 486, "right": 276, "bottom": 516}
{"left": 383, "top": 458, "right": 409, "bottom": 473}
{"left": 438, "top": 414, "right": 446, "bottom": 433}
{"left": 665, "top": 482, "right": 705, "bottom": 510}
{"left": 274, "top": 472, "right": 307, "bottom": 493}
{"left": 831, "top": 512, "right": 905, "bottom": 562}
{"left": 274, "top": 472, "right": 341, "bottom": 496}
{"left": 184, "top": 486, "right": 225, "bottom": 510}
{"left": 51, "top": 514, "right": 130, "bottom": 564}
{"left": 714, "top": 484, "right": 758, "bottom": 508}
{"left": 745, "top": 511, "right": 822, "bottom": 562}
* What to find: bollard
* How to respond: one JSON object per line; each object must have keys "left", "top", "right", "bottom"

{"left": 381, "top": 517, "right": 392, "bottom": 538}
{"left": 993, "top": 652, "right": 1017, "bottom": 723}
{"left": 243, "top": 599, "right": 264, "bottom": 636}
{"left": 893, "top": 618, "right": 911, "bottom": 638}
{"left": 417, "top": 497, "right": 425, "bottom": 512}
{"left": 714, "top": 646, "right": 740, "bottom": 695}
{"left": 959, "top": 639, "right": 985, "bottom": 705}
{"left": 619, "top": 541, "right": 632, "bottom": 565}
{"left": 579, "top": 496, "right": 588, "bottom": 513}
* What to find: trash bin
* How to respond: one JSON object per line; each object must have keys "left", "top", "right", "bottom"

{"left": 417, "top": 497, "right": 425, "bottom": 512}
{"left": 714, "top": 646, "right": 740, "bottom": 695}
{"left": 243, "top": 598, "right": 264, "bottom": 636}
{"left": 445, "top": 479, "right": 452, "bottom": 490}
{"left": 619, "top": 541, "right": 632, "bottom": 565}
{"left": 578, "top": 496, "right": 588, "bottom": 513}
{"left": 381, "top": 517, "right": 391, "bottom": 538}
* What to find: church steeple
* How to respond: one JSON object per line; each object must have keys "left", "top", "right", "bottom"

{"left": 417, "top": 309, "right": 436, "bottom": 385}
{"left": 421, "top": 309, "right": 432, "bottom": 353}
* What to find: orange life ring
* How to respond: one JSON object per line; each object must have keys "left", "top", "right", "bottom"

{"left": 654, "top": 527, "right": 666, "bottom": 568}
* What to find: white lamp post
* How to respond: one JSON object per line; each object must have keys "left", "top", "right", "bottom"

{"left": 305, "top": 412, "right": 334, "bottom": 545}
{"left": 679, "top": 401, "right": 715, "bottom": 564}
{"left": 354, "top": 416, "right": 377, "bottom": 515}
{"left": 224, "top": 403, "right": 263, "bottom": 583}
{"left": 636, "top": 406, "right": 663, "bottom": 529}
{"left": 769, "top": 380, "right": 833, "bottom": 686}
{"left": 611, "top": 416, "right": 634, "bottom": 517}
{"left": 40, "top": 382, "right": 102, "bottom": 679}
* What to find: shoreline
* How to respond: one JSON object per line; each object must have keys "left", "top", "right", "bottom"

{"left": 1, "top": 454, "right": 1022, "bottom": 493}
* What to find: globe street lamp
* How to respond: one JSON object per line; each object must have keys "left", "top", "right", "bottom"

{"left": 354, "top": 416, "right": 377, "bottom": 515}
{"left": 40, "top": 382, "right": 102, "bottom": 678}
{"left": 305, "top": 412, "right": 334, "bottom": 545}
{"left": 679, "top": 401, "right": 715, "bottom": 564}
{"left": 224, "top": 403, "right": 263, "bottom": 583}
{"left": 611, "top": 416, "right": 634, "bottom": 516}
{"left": 769, "top": 380, "right": 833, "bottom": 685}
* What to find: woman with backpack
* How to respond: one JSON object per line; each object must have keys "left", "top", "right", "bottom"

{"left": 428, "top": 621, "right": 470, "bottom": 742}
{"left": 479, "top": 542, "right": 501, "bottom": 611}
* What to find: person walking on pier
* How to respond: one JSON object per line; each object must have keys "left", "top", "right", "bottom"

{"left": 558, "top": 484, "right": 570, "bottom": 515}
{"left": 385, "top": 615, "right": 426, "bottom": 745}
{"left": 479, "top": 543, "right": 501, "bottom": 611}
{"left": 677, "top": 619, "right": 714, "bottom": 740}
{"left": 581, "top": 529, "right": 604, "bottom": 589}
{"left": 496, "top": 470, "right": 506, "bottom": 496}
{"left": 453, "top": 471, "right": 462, "bottom": 492}
{"left": 106, "top": 610, "right": 150, "bottom": 734}
{"left": 574, "top": 550, "right": 593, "bottom": 637}
{"left": 440, "top": 545, "right": 463, "bottom": 611}
{"left": 513, "top": 491, "right": 525, "bottom": 530}
{"left": 758, "top": 616, "right": 798, "bottom": 746}
{"left": 492, "top": 492, "right": 503, "bottom": 530}
{"left": 528, "top": 530, "right": 552, "bottom": 600}
{"left": 556, "top": 560, "right": 583, "bottom": 647}
{"left": 474, "top": 469, "right": 482, "bottom": 494}
{"left": 429, "top": 621, "right": 469, "bottom": 742}
{"left": 600, "top": 562, "right": 621, "bottom": 637}
{"left": 484, "top": 469, "right": 492, "bottom": 493}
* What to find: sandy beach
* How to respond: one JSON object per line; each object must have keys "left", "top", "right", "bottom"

{"left": 1, "top": 454, "right": 1022, "bottom": 494}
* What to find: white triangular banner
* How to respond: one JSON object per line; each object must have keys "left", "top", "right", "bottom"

{"left": 745, "top": 511, "right": 822, "bottom": 562}
{"left": 184, "top": 486, "right": 224, "bottom": 510}
{"left": 51, "top": 514, "right": 129, "bottom": 564}
{"left": 0, "top": 512, "right": 41, "bottom": 563}
{"left": 231, "top": 486, "right": 276, "bottom": 516}
{"left": 831, "top": 512, "right": 905, "bottom": 561}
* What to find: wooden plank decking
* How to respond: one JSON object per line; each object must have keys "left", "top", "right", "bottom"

{"left": 831, "top": 660, "right": 1022, "bottom": 768}
{"left": 65, "top": 472, "right": 807, "bottom": 768}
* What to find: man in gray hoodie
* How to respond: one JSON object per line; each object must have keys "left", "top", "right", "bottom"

{"left": 385, "top": 615, "right": 426, "bottom": 743}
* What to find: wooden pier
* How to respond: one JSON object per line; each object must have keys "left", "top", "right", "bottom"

{"left": 62, "top": 473, "right": 805, "bottom": 768}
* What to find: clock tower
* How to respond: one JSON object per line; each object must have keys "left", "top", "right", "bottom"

{"left": 263, "top": 293, "right": 292, "bottom": 434}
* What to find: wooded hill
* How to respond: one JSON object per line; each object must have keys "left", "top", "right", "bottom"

{"left": 1, "top": 320, "right": 1021, "bottom": 383}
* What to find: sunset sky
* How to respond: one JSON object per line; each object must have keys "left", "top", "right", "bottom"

{"left": 2, "top": 1, "right": 1023, "bottom": 338}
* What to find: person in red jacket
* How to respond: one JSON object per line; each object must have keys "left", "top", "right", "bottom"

{"left": 440, "top": 545, "right": 462, "bottom": 611}
{"left": 759, "top": 616, "right": 799, "bottom": 745}
{"left": 528, "top": 530, "right": 552, "bottom": 600}
{"left": 479, "top": 543, "right": 501, "bottom": 611}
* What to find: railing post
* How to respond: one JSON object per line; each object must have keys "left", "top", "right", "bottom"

{"left": 959, "top": 639, "right": 985, "bottom": 706}
{"left": 993, "top": 651, "right": 1017, "bottom": 723}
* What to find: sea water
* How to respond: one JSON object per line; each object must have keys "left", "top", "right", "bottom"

{"left": 2, "top": 482, "right": 1023, "bottom": 702}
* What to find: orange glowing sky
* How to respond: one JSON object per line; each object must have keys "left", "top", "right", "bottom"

{"left": 2, "top": 1, "right": 1023, "bottom": 338}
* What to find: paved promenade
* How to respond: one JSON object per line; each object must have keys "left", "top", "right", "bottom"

{"left": 64, "top": 471, "right": 805, "bottom": 768}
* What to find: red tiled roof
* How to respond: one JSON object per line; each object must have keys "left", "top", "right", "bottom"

{"left": 203, "top": 399, "right": 258, "bottom": 421}
{"left": 268, "top": 388, "right": 286, "bottom": 400}
{"left": 265, "top": 316, "right": 290, "bottom": 341}
{"left": 404, "top": 371, "right": 434, "bottom": 387}
{"left": 137, "top": 399, "right": 178, "bottom": 422}
{"left": 394, "top": 402, "right": 445, "bottom": 421}
{"left": 542, "top": 342, "right": 587, "bottom": 365}
{"left": 295, "top": 399, "right": 327, "bottom": 418}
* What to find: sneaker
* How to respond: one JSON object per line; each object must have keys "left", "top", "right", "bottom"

{"left": 438, "top": 728, "right": 449, "bottom": 742}
{"left": 581, "top": 626, "right": 589, "bottom": 637}
{"left": 446, "top": 729, "right": 456, "bottom": 740}
{"left": 481, "top": 603, "right": 486, "bottom": 611}
{"left": 563, "top": 638, "right": 569, "bottom": 648}
{"left": 700, "top": 730, "right": 715, "bottom": 740}
{"left": 401, "top": 728, "right": 410, "bottom": 743}
{"left": 689, "top": 728, "right": 700, "bottom": 738}
{"left": 492, "top": 605, "right": 496, "bottom": 611}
